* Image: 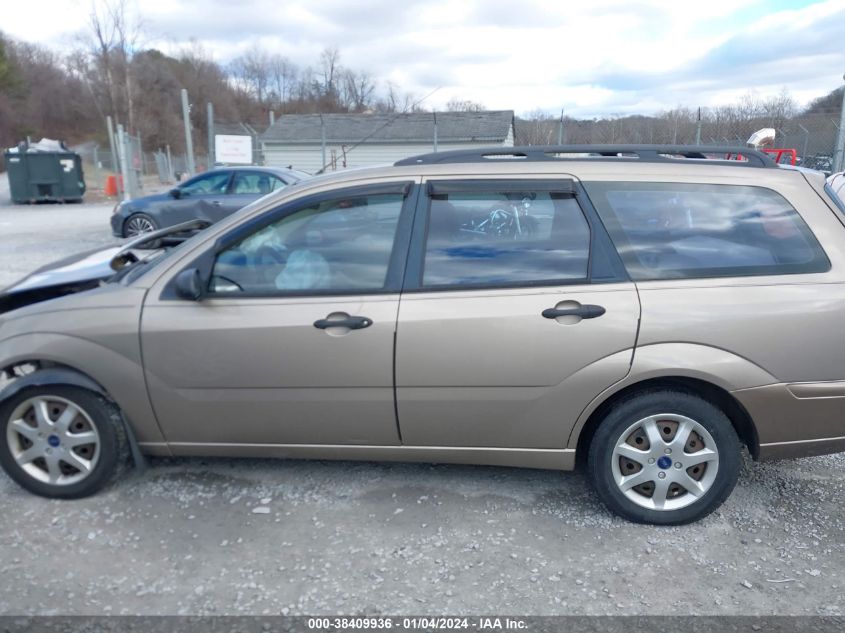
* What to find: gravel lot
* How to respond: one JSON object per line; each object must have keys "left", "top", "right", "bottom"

{"left": 0, "top": 189, "right": 844, "bottom": 616}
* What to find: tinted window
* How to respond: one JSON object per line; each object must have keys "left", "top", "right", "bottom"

{"left": 211, "top": 193, "right": 404, "bottom": 294}
{"left": 179, "top": 172, "right": 231, "bottom": 196}
{"left": 585, "top": 182, "right": 829, "bottom": 280}
{"left": 232, "top": 172, "right": 286, "bottom": 195}
{"left": 422, "top": 189, "right": 590, "bottom": 287}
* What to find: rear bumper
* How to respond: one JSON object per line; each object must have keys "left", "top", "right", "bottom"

{"left": 732, "top": 382, "right": 845, "bottom": 460}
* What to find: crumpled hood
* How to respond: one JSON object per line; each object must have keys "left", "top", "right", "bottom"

{"left": 2, "top": 246, "right": 123, "bottom": 295}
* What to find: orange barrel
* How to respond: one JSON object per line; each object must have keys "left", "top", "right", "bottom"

{"left": 104, "top": 175, "right": 118, "bottom": 196}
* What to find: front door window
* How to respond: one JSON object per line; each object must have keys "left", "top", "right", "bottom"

{"left": 211, "top": 192, "right": 405, "bottom": 294}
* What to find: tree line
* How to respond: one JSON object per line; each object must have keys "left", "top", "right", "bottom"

{"left": 0, "top": 0, "right": 842, "bottom": 167}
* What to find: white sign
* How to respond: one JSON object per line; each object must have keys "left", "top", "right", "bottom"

{"left": 214, "top": 134, "right": 253, "bottom": 164}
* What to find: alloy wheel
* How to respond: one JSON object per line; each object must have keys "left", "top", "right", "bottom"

{"left": 611, "top": 413, "right": 719, "bottom": 511}
{"left": 125, "top": 216, "right": 156, "bottom": 237}
{"left": 5, "top": 396, "right": 101, "bottom": 486}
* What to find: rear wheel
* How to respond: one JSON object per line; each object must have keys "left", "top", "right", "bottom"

{"left": 123, "top": 213, "right": 157, "bottom": 238}
{"left": 588, "top": 389, "right": 741, "bottom": 524}
{"left": 0, "top": 386, "right": 128, "bottom": 498}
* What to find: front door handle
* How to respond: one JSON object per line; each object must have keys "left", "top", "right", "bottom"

{"left": 542, "top": 304, "right": 606, "bottom": 319}
{"left": 211, "top": 200, "right": 222, "bottom": 206}
{"left": 313, "top": 314, "right": 373, "bottom": 330}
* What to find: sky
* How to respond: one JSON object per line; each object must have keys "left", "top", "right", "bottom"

{"left": 2, "top": 0, "right": 844, "bottom": 117}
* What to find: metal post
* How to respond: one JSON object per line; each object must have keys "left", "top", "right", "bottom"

{"left": 695, "top": 108, "right": 702, "bottom": 146}
{"left": 166, "top": 145, "right": 174, "bottom": 182}
{"left": 181, "top": 88, "right": 196, "bottom": 176}
{"left": 558, "top": 109, "right": 564, "bottom": 145}
{"left": 93, "top": 144, "right": 101, "bottom": 190}
{"left": 117, "top": 124, "right": 131, "bottom": 202}
{"left": 798, "top": 124, "right": 809, "bottom": 162}
{"left": 320, "top": 114, "right": 326, "bottom": 168}
{"left": 835, "top": 78, "right": 845, "bottom": 173}
{"left": 207, "top": 102, "right": 214, "bottom": 168}
{"left": 106, "top": 116, "right": 119, "bottom": 173}
{"left": 433, "top": 112, "right": 438, "bottom": 152}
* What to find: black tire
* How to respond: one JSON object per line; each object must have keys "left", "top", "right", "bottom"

{"left": 123, "top": 212, "right": 158, "bottom": 238}
{"left": 0, "top": 385, "right": 129, "bottom": 499}
{"left": 588, "top": 389, "right": 741, "bottom": 525}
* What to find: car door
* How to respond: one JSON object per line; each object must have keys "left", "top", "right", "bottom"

{"left": 395, "top": 177, "right": 641, "bottom": 449}
{"left": 140, "top": 180, "right": 418, "bottom": 446}
{"left": 167, "top": 170, "right": 233, "bottom": 224}
{"left": 224, "top": 171, "right": 289, "bottom": 218}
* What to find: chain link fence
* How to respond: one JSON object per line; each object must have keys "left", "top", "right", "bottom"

{"left": 516, "top": 113, "right": 842, "bottom": 174}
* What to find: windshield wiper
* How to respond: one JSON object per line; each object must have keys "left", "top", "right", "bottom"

{"left": 109, "top": 219, "right": 211, "bottom": 271}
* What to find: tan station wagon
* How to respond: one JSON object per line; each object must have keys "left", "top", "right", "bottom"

{"left": 2, "top": 145, "right": 845, "bottom": 525}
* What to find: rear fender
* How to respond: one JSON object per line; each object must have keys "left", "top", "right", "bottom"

{"left": 566, "top": 343, "right": 777, "bottom": 449}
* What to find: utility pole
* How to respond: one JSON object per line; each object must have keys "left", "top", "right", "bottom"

{"left": 433, "top": 112, "right": 438, "bottom": 152}
{"left": 835, "top": 74, "right": 845, "bottom": 173}
{"left": 181, "top": 89, "right": 196, "bottom": 176}
{"left": 207, "top": 102, "right": 215, "bottom": 168}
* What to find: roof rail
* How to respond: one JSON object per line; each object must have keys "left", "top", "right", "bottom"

{"left": 395, "top": 144, "right": 778, "bottom": 168}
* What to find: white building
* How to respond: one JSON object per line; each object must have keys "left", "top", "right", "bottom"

{"left": 260, "top": 111, "right": 515, "bottom": 173}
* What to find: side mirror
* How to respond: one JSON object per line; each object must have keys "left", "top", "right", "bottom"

{"left": 169, "top": 187, "right": 182, "bottom": 199}
{"left": 174, "top": 268, "right": 204, "bottom": 301}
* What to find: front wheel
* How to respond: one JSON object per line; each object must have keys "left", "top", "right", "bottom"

{"left": 123, "top": 213, "right": 157, "bottom": 238}
{"left": 588, "top": 390, "right": 741, "bottom": 525}
{"left": 0, "top": 386, "right": 128, "bottom": 498}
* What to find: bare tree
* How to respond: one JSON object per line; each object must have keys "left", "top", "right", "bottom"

{"left": 85, "top": 0, "right": 141, "bottom": 132}
{"left": 230, "top": 44, "right": 271, "bottom": 103}
{"left": 342, "top": 69, "right": 376, "bottom": 111}
{"left": 445, "top": 97, "right": 485, "bottom": 112}
{"left": 319, "top": 47, "right": 340, "bottom": 98}
{"left": 268, "top": 54, "right": 296, "bottom": 109}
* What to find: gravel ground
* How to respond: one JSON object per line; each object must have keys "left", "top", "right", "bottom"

{"left": 0, "top": 195, "right": 844, "bottom": 616}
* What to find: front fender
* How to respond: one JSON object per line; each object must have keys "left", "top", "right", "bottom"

{"left": 0, "top": 332, "right": 167, "bottom": 448}
{"left": 0, "top": 366, "right": 106, "bottom": 402}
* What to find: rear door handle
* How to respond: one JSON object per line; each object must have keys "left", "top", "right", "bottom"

{"left": 314, "top": 315, "right": 373, "bottom": 330}
{"left": 542, "top": 304, "right": 606, "bottom": 319}
{"left": 211, "top": 200, "right": 222, "bottom": 206}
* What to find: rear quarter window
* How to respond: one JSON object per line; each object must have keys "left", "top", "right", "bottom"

{"left": 584, "top": 182, "right": 830, "bottom": 280}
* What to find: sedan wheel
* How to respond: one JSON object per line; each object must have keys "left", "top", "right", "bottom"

{"left": 124, "top": 214, "right": 157, "bottom": 237}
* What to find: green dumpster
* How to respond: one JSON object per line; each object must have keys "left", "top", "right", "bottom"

{"left": 4, "top": 140, "right": 86, "bottom": 204}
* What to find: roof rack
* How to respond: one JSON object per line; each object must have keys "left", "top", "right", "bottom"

{"left": 395, "top": 144, "right": 778, "bottom": 168}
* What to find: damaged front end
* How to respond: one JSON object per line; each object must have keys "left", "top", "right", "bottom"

{"left": 0, "top": 219, "right": 210, "bottom": 316}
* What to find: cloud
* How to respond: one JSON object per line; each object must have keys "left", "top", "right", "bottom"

{"left": 3, "top": 0, "right": 844, "bottom": 116}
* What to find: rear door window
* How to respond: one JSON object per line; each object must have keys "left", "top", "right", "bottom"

{"left": 585, "top": 182, "right": 829, "bottom": 280}
{"left": 421, "top": 186, "right": 591, "bottom": 288}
